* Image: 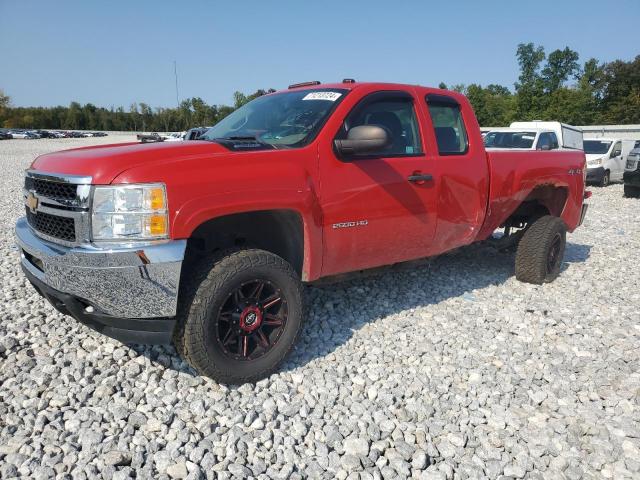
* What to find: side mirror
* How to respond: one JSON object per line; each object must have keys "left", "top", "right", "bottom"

{"left": 612, "top": 150, "right": 621, "bottom": 158}
{"left": 538, "top": 143, "right": 551, "bottom": 151}
{"left": 334, "top": 125, "right": 390, "bottom": 157}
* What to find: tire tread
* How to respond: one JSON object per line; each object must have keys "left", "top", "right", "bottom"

{"left": 515, "top": 215, "right": 566, "bottom": 285}
{"left": 174, "top": 248, "right": 303, "bottom": 384}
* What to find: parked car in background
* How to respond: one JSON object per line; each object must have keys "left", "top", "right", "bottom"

{"left": 510, "top": 121, "right": 583, "bottom": 150}
{"left": 61, "top": 131, "right": 84, "bottom": 138}
{"left": 623, "top": 141, "right": 640, "bottom": 198}
{"left": 9, "top": 130, "right": 41, "bottom": 139}
{"left": 8, "top": 130, "right": 29, "bottom": 139}
{"left": 137, "top": 132, "right": 164, "bottom": 143}
{"left": 35, "top": 130, "right": 58, "bottom": 138}
{"left": 0, "top": 131, "right": 13, "bottom": 140}
{"left": 15, "top": 81, "right": 588, "bottom": 383}
{"left": 162, "top": 132, "right": 184, "bottom": 142}
{"left": 584, "top": 138, "right": 625, "bottom": 187}
{"left": 484, "top": 128, "right": 561, "bottom": 150}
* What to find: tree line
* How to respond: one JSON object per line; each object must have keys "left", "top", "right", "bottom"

{"left": 1, "top": 43, "right": 639, "bottom": 131}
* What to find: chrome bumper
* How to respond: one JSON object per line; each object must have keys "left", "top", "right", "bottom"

{"left": 15, "top": 217, "right": 186, "bottom": 319}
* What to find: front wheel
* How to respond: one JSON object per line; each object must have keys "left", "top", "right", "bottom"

{"left": 624, "top": 185, "right": 640, "bottom": 198}
{"left": 515, "top": 216, "right": 567, "bottom": 285}
{"left": 175, "top": 249, "right": 303, "bottom": 384}
{"left": 599, "top": 170, "right": 610, "bottom": 187}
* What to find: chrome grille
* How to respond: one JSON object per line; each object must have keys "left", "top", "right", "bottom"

{"left": 26, "top": 208, "right": 76, "bottom": 242}
{"left": 24, "top": 177, "right": 77, "bottom": 202}
{"left": 23, "top": 171, "right": 92, "bottom": 246}
{"left": 626, "top": 155, "right": 639, "bottom": 171}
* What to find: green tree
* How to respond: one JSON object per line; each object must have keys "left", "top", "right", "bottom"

{"left": 515, "top": 43, "right": 546, "bottom": 119}
{"left": 600, "top": 55, "right": 640, "bottom": 123}
{"left": 541, "top": 47, "right": 580, "bottom": 93}
{"left": 0, "top": 90, "right": 10, "bottom": 119}
{"left": 63, "top": 102, "right": 83, "bottom": 129}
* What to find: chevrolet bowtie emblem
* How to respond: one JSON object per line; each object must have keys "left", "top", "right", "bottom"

{"left": 26, "top": 192, "right": 39, "bottom": 213}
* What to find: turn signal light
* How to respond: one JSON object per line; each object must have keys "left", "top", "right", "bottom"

{"left": 148, "top": 215, "right": 167, "bottom": 236}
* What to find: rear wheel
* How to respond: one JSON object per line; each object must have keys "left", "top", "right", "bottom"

{"left": 175, "top": 249, "right": 303, "bottom": 384}
{"left": 624, "top": 185, "right": 640, "bottom": 198}
{"left": 515, "top": 216, "right": 567, "bottom": 285}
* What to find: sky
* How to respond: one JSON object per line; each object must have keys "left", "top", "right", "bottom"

{"left": 1, "top": 0, "right": 639, "bottom": 109}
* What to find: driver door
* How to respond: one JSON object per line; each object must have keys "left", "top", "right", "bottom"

{"left": 611, "top": 141, "right": 624, "bottom": 180}
{"left": 318, "top": 90, "right": 438, "bottom": 277}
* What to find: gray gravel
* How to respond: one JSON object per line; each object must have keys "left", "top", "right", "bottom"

{"left": 1, "top": 137, "right": 639, "bottom": 479}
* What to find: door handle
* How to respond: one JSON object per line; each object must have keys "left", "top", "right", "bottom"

{"left": 408, "top": 173, "right": 433, "bottom": 183}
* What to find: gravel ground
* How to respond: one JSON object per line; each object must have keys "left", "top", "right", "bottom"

{"left": 1, "top": 137, "right": 639, "bottom": 480}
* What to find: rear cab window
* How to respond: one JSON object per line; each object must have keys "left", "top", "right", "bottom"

{"left": 537, "top": 132, "right": 559, "bottom": 150}
{"left": 425, "top": 94, "right": 468, "bottom": 155}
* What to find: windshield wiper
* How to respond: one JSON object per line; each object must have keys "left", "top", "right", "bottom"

{"left": 223, "top": 136, "right": 259, "bottom": 141}
{"left": 210, "top": 136, "right": 283, "bottom": 150}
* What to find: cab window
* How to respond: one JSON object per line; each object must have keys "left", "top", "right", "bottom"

{"left": 425, "top": 94, "right": 468, "bottom": 155}
{"left": 338, "top": 92, "right": 423, "bottom": 157}
{"left": 537, "top": 132, "right": 559, "bottom": 150}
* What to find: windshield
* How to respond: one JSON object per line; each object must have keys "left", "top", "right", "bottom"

{"left": 484, "top": 131, "right": 536, "bottom": 149}
{"left": 584, "top": 140, "right": 612, "bottom": 154}
{"left": 200, "top": 89, "right": 348, "bottom": 148}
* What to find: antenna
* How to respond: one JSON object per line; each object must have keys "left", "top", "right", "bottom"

{"left": 174, "top": 60, "right": 180, "bottom": 108}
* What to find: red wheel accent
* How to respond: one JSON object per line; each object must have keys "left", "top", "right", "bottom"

{"left": 215, "top": 279, "right": 288, "bottom": 361}
{"left": 239, "top": 305, "right": 263, "bottom": 333}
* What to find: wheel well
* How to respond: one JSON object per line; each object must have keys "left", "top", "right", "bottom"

{"left": 184, "top": 210, "right": 304, "bottom": 276}
{"left": 503, "top": 185, "right": 568, "bottom": 228}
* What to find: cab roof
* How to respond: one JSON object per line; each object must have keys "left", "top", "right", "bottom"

{"left": 274, "top": 81, "right": 452, "bottom": 95}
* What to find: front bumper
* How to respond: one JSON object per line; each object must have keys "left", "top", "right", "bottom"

{"left": 586, "top": 166, "right": 605, "bottom": 183}
{"left": 15, "top": 217, "right": 186, "bottom": 344}
{"left": 623, "top": 169, "right": 640, "bottom": 187}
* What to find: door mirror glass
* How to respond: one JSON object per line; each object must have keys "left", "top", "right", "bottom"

{"left": 538, "top": 143, "right": 551, "bottom": 151}
{"left": 612, "top": 149, "right": 622, "bottom": 158}
{"left": 334, "top": 125, "right": 390, "bottom": 156}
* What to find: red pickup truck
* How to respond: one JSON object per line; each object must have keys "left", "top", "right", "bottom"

{"left": 16, "top": 81, "right": 588, "bottom": 383}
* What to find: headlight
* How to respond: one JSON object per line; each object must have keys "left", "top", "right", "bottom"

{"left": 589, "top": 158, "right": 602, "bottom": 166}
{"left": 91, "top": 183, "right": 168, "bottom": 241}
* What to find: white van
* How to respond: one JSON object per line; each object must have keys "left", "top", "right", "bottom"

{"left": 484, "top": 128, "right": 561, "bottom": 150}
{"left": 584, "top": 138, "right": 625, "bottom": 186}
{"left": 510, "top": 121, "right": 583, "bottom": 150}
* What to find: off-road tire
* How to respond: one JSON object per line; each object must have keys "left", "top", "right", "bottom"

{"left": 174, "top": 248, "right": 303, "bottom": 384}
{"left": 515, "top": 215, "right": 567, "bottom": 285}
{"left": 624, "top": 185, "right": 640, "bottom": 198}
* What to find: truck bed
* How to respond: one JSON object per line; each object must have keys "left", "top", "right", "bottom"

{"left": 477, "top": 149, "right": 586, "bottom": 239}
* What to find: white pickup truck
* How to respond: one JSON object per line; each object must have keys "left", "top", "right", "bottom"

{"left": 484, "top": 128, "right": 560, "bottom": 150}
{"left": 485, "top": 121, "right": 583, "bottom": 152}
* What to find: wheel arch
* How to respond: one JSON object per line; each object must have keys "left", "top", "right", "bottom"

{"left": 182, "top": 209, "right": 309, "bottom": 279}
{"left": 503, "top": 184, "right": 569, "bottom": 228}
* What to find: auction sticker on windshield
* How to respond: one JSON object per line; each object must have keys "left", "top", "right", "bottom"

{"left": 302, "top": 92, "right": 342, "bottom": 101}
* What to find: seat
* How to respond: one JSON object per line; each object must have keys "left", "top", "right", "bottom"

{"left": 434, "top": 127, "right": 459, "bottom": 153}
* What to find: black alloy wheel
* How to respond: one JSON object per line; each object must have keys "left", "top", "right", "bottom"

{"left": 216, "top": 279, "right": 288, "bottom": 361}
{"left": 175, "top": 249, "right": 303, "bottom": 384}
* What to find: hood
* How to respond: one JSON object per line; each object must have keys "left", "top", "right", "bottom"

{"left": 30, "top": 141, "right": 233, "bottom": 184}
